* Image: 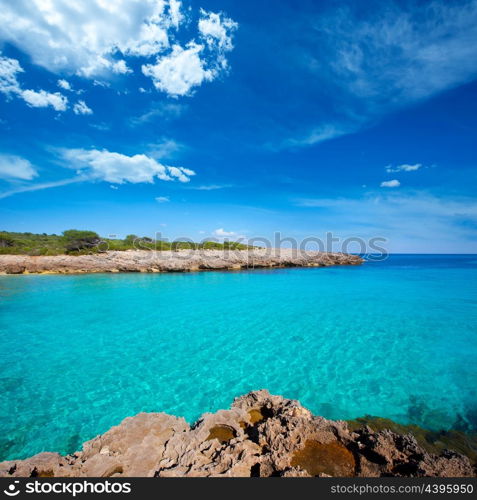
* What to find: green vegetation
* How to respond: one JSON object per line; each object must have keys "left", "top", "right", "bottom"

{"left": 0, "top": 230, "right": 252, "bottom": 256}
{"left": 63, "top": 230, "right": 101, "bottom": 252}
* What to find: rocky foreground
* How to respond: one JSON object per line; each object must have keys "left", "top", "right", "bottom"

{"left": 1, "top": 391, "right": 475, "bottom": 478}
{"left": 0, "top": 249, "right": 363, "bottom": 274}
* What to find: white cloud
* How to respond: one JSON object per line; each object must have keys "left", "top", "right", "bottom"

{"left": 20, "top": 89, "right": 68, "bottom": 111}
{"left": 212, "top": 228, "right": 246, "bottom": 241}
{"left": 385, "top": 163, "right": 423, "bottom": 173}
{"left": 57, "top": 79, "right": 72, "bottom": 91}
{"left": 181, "top": 168, "right": 195, "bottom": 176}
{"left": 198, "top": 10, "right": 238, "bottom": 52}
{"left": 73, "top": 100, "right": 93, "bottom": 115}
{"left": 0, "top": 154, "right": 38, "bottom": 180}
{"left": 142, "top": 42, "right": 215, "bottom": 97}
{"left": 0, "top": 1, "right": 237, "bottom": 97}
{"left": 0, "top": 177, "right": 82, "bottom": 200}
{"left": 89, "top": 122, "right": 110, "bottom": 131}
{"left": 61, "top": 148, "right": 195, "bottom": 184}
{"left": 191, "top": 184, "right": 233, "bottom": 191}
{"left": 0, "top": 54, "right": 23, "bottom": 94}
{"left": 0, "top": 54, "right": 68, "bottom": 111}
{"left": 121, "top": 22, "right": 169, "bottom": 58}
{"left": 276, "top": 124, "right": 348, "bottom": 150}
{"left": 167, "top": 165, "right": 194, "bottom": 182}
{"left": 283, "top": 0, "right": 477, "bottom": 150}
{"left": 321, "top": 1, "right": 477, "bottom": 103}
{"left": 0, "top": 146, "right": 196, "bottom": 199}
{"left": 297, "top": 193, "right": 477, "bottom": 219}
{"left": 93, "top": 79, "right": 110, "bottom": 88}
{"left": 213, "top": 228, "right": 236, "bottom": 237}
{"left": 0, "top": 0, "right": 174, "bottom": 76}
{"left": 380, "top": 179, "right": 401, "bottom": 188}
{"left": 147, "top": 138, "right": 185, "bottom": 159}
{"left": 168, "top": 0, "right": 183, "bottom": 29}
{"left": 295, "top": 191, "right": 477, "bottom": 252}
{"left": 141, "top": 10, "right": 237, "bottom": 97}
{"left": 129, "top": 102, "right": 185, "bottom": 126}
{"left": 111, "top": 60, "right": 131, "bottom": 75}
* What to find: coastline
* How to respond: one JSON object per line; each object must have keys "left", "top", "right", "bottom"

{"left": 1, "top": 390, "right": 475, "bottom": 478}
{"left": 0, "top": 249, "right": 363, "bottom": 275}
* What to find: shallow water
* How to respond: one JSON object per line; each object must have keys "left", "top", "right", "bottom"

{"left": 0, "top": 254, "right": 476, "bottom": 460}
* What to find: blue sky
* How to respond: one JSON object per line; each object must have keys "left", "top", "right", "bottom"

{"left": 0, "top": 0, "right": 476, "bottom": 252}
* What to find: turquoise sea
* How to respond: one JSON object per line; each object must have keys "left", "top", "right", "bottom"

{"left": 0, "top": 254, "right": 476, "bottom": 461}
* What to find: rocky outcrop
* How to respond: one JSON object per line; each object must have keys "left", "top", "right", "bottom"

{"left": 1, "top": 391, "right": 474, "bottom": 478}
{"left": 0, "top": 249, "right": 363, "bottom": 275}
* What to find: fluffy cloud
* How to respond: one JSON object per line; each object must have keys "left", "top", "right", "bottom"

{"left": 198, "top": 10, "right": 238, "bottom": 52}
{"left": 142, "top": 42, "right": 214, "bottom": 96}
{"left": 0, "top": 154, "right": 38, "bottom": 180}
{"left": 0, "top": 0, "right": 173, "bottom": 76}
{"left": 385, "top": 163, "right": 422, "bottom": 173}
{"left": 73, "top": 100, "right": 93, "bottom": 115}
{"left": 155, "top": 196, "right": 170, "bottom": 202}
{"left": 57, "top": 79, "right": 72, "bottom": 91}
{"left": 111, "top": 60, "right": 131, "bottom": 75}
{"left": 0, "top": 1, "right": 237, "bottom": 97}
{"left": 142, "top": 10, "right": 237, "bottom": 96}
{"left": 167, "top": 165, "right": 194, "bottom": 182}
{"left": 380, "top": 179, "right": 401, "bottom": 188}
{"left": 20, "top": 89, "right": 67, "bottom": 111}
{"left": 0, "top": 55, "right": 22, "bottom": 94}
{"left": 61, "top": 148, "right": 195, "bottom": 184}
{"left": 0, "top": 54, "right": 68, "bottom": 111}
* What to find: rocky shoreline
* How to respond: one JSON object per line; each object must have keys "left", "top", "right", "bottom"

{"left": 1, "top": 391, "right": 475, "bottom": 477}
{"left": 0, "top": 249, "right": 363, "bottom": 274}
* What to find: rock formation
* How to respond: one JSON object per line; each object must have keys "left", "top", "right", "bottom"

{"left": 1, "top": 391, "right": 475, "bottom": 477}
{"left": 0, "top": 249, "right": 363, "bottom": 274}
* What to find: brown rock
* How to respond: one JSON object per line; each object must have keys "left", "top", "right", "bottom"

{"left": 1, "top": 390, "right": 474, "bottom": 478}
{"left": 0, "top": 250, "right": 363, "bottom": 274}
{"left": 290, "top": 440, "right": 356, "bottom": 477}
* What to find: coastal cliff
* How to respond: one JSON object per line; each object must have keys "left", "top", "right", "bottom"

{"left": 1, "top": 391, "right": 475, "bottom": 478}
{"left": 0, "top": 249, "right": 363, "bottom": 274}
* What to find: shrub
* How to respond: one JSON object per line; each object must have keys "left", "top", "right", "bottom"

{"left": 62, "top": 230, "right": 101, "bottom": 252}
{"left": 0, "top": 232, "right": 15, "bottom": 248}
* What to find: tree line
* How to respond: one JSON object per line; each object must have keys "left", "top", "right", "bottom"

{"left": 0, "top": 230, "right": 251, "bottom": 256}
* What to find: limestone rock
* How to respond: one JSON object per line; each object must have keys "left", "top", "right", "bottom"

{"left": 0, "top": 250, "right": 363, "bottom": 274}
{"left": 1, "top": 391, "right": 474, "bottom": 478}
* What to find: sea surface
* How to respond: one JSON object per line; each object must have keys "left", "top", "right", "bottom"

{"left": 0, "top": 254, "right": 476, "bottom": 461}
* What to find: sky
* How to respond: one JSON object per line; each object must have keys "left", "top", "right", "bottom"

{"left": 0, "top": 0, "right": 476, "bottom": 253}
